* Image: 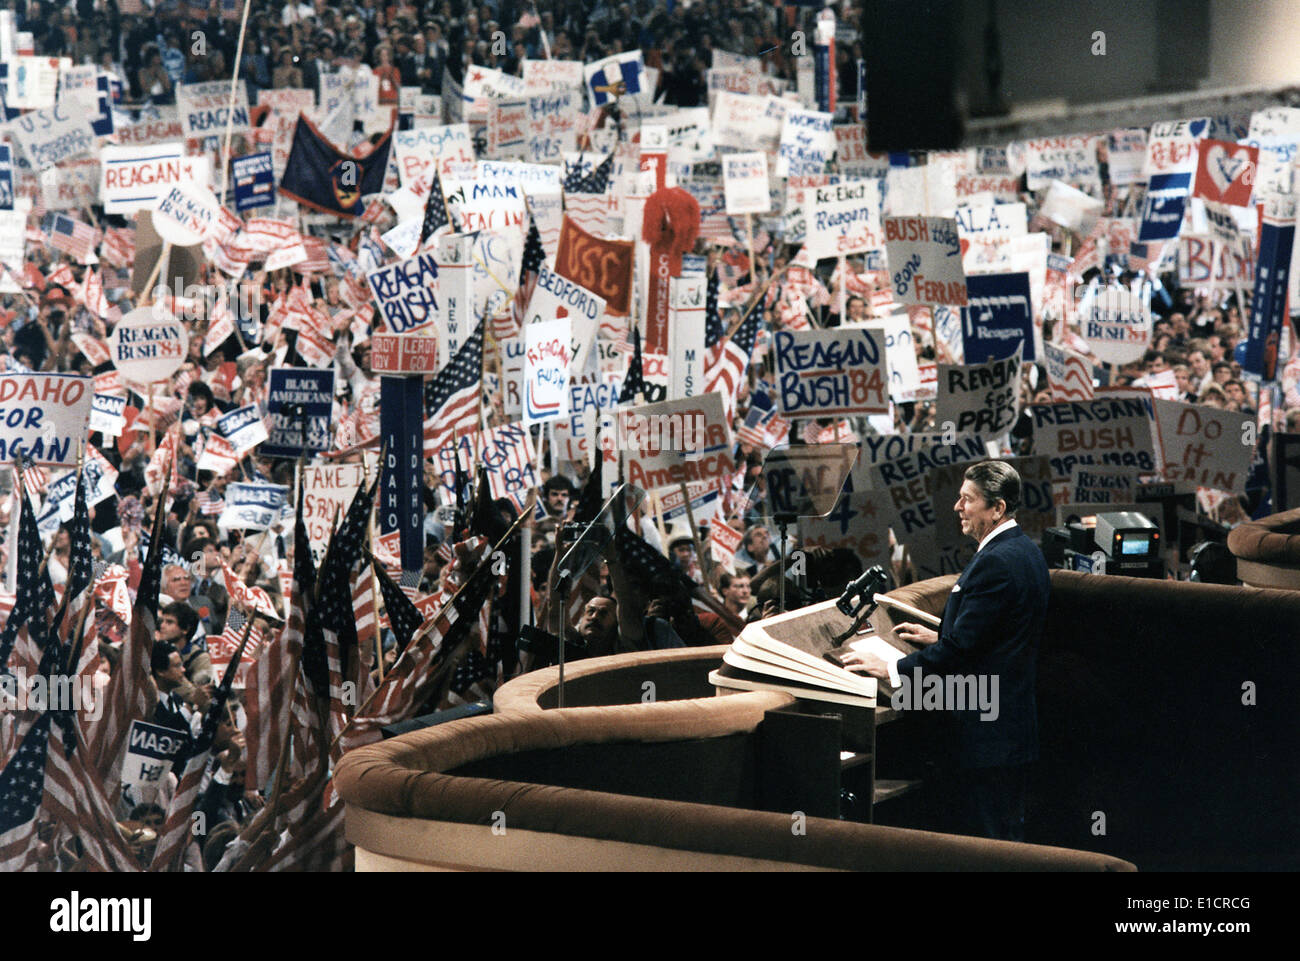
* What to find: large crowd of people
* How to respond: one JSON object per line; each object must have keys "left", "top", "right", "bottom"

{"left": 0, "top": 0, "right": 1286, "bottom": 871}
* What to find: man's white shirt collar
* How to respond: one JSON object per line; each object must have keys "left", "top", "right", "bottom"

{"left": 977, "top": 518, "right": 1018, "bottom": 553}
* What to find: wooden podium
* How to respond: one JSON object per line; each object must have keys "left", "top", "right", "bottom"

{"left": 710, "top": 598, "right": 933, "bottom": 824}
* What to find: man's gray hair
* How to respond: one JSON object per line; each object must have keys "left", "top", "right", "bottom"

{"left": 963, "top": 460, "right": 1021, "bottom": 515}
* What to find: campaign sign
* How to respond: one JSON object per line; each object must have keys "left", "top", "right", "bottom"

{"left": 217, "top": 404, "right": 269, "bottom": 456}
{"left": 961, "top": 272, "right": 1033, "bottom": 363}
{"left": 121, "top": 720, "right": 188, "bottom": 803}
{"left": 1243, "top": 195, "right": 1296, "bottom": 380}
{"left": 1153, "top": 399, "right": 1254, "bottom": 494}
{"left": 524, "top": 264, "right": 604, "bottom": 376}
{"left": 1027, "top": 395, "right": 1158, "bottom": 482}
{"left": 807, "top": 178, "right": 883, "bottom": 260}
{"left": 89, "top": 392, "right": 126, "bottom": 437}
{"left": 524, "top": 317, "right": 571, "bottom": 424}
{"left": 553, "top": 371, "right": 622, "bottom": 464}
{"left": 370, "top": 334, "right": 440, "bottom": 374}
{"left": 107, "top": 307, "right": 188, "bottom": 385}
{"left": 797, "top": 489, "right": 893, "bottom": 573}
{"left": 1081, "top": 284, "right": 1152, "bottom": 366}
{"left": 772, "top": 328, "right": 889, "bottom": 417}
{"left": 776, "top": 107, "right": 834, "bottom": 177}
{"left": 884, "top": 216, "right": 967, "bottom": 307}
{"left": 264, "top": 367, "right": 335, "bottom": 457}
{"left": 1144, "top": 118, "right": 1209, "bottom": 178}
{"left": 219, "top": 482, "right": 290, "bottom": 530}
{"left": 231, "top": 151, "right": 275, "bottom": 212}
{"left": 869, "top": 433, "right": 987, "bottom": 577}
{"left": 35, "top": 452, "right": 119, "bottom": 532}
{"left": 657, "top": 479, "right": 722, "bottom": 524}
{"left": 4, "top": 102, "right": 95, "bottom": 169}
{"left": 380, "top": 375, "right": 425, "bottom": 572}
{"left": 1192, "top": 139, "right": 1257, "bottom": 207}
{"left": 302, "top": 462, "right": 365, "bottom": 566}
{"left": 1137, "top": 172, "right": 1192, "bottom": 243}
{"left": 723, "top": 151, "right": 770, "bottom": 215}
{"left": 1066, "top": 464, "right": 1140, "bottom": 506}
{"left": 1023, "top": 135, "right": 1101, "bottom": 191}
{"left": 153, "top": 179, "right": 222, "bottom": 246}
{"left": 936, "top": 348, "right": 1023, "bottom": 440}
{"left": 366, "top": 250, "right": 439, "bottom": 335}
{"left": 614, "top": 392, "right": 734, "bottom": 493}
{"left": 177, "top": 80, "right": 249, "bottom": 139}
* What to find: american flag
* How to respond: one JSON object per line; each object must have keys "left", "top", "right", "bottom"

{"left": 424, "top": 319, "right": 484, "bottom": 455}
{"left": 78, "top": 267, "right": 116, "bottom": 321}
{"left": 563, "top": 152, "right": 614, "bottom": 234}
{"left": 335, "top": 546, "right": 496, "bottom": 755}
{"left": 83, "top": 474, "right": 168, "bottom": 792}
{"left": 619, "top": 324, "right": 651, "bottom": 403}
{"left": 245, "top": 476, "right": 315, "bottom": 793}
{"left": 317, "top": 478, "right": 376, "bottom": 750}
{"left": 151, "top": 642, "right": 244, "bottom": 871}
{"left": 1044, "top": 342, "right": 1095, "bottom": 402}
{"left": 0, "top": 481, "right": 55, "bottom": 672}
{"left": 353, "top": 560, "right": 377, "bottom": 671}
{"left": 55, "top": 467, "right": 96, "bottom": 684}
{"left": 295, "top": 235, "right": 332, "bottom": 275}
{"left": 197, "top": 488, "right": 225, "bottom": 515}
{"left": 101, "top": 227, "right": 135, "bottom": 269}
{"left": 0, "top": 687, "right": 54, "bottom": 871}
{"left": 207, "top": 605, "right": 266, "bottom": 688}
{"left": 46, "top": 262, "right": 76, "bottom": 291}
{"left": 41, "top": 213, "right": 97, "bottom": 263}
{"left": 418, "top": 169, "right": 450, "bottom": 246}
{"left": 510, "top": 212, "right": 546, "bottom": 334}
{"left": 704, "top": 268, "right": 725, "bottom": 346}
{"left": 704, "top": 301, "right": 763, "bottom": 421}
{"left": 371, "top": 556, "right": 423, "bottom": 652}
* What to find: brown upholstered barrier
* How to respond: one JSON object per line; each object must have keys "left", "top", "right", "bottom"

{"left": 881, "top": 569, "right": 1300, "bottom": 869}
{"left": 335, "top": 694, "right": 1136, "bottom": 871}
{"left": 493, "top": 645, "right": 731, "bottom": 713}
{"left": 1227, "top": 508, "right": 1300, "bottom": 588}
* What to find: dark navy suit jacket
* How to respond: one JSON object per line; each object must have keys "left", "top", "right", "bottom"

{"left": 896, "top": 523, "right": 1050, "bottom": 769}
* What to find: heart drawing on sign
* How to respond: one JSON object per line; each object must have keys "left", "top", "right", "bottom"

{"left": 1207, "top": 144, "right": 1252, "bottom": 196}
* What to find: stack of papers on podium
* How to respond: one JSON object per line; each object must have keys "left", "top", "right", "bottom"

{"left": 710, "top": 600, "right": 889, "bottom": 707}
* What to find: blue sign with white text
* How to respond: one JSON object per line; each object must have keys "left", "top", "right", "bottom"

{"left": 961, "top": 272, "right": 1034, "bottom": 363}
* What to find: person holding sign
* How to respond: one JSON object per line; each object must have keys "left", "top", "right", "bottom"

{"left": 841, "top": 461, "right": 1049, "bottom": 842}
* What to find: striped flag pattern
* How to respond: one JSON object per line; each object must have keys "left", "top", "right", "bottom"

{"left": 41, "top": 213, "right": 98, "bottom": 262}
{"left": 245, "top": 475, "right": 314, "bottom": 792}
{"left": 151, "top": 635, "right": 247, "bottom": 871}
{"left": 704, "top": 303, "right": 763, "bottom": 421}
{"left": 424, "top": 319, "right": 484, "bottom": 455}
{"left": 1044, "top": 342, "right": 1096, "bottom": 401}
{"left": 84, "top": 475, "right": 169, "bottom": 791}
{"left": 335, "top": 549, "right": 495, "bottom": 755}
{"left": 562, "top": 152, "right": 613, "bottom": 234}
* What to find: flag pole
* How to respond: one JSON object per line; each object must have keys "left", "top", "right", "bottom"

{"left": 679, "top": 480, "right": 712, "bottom": 586}
{"left": 332, "top": 490, "right": 536, "bottom": 747}
{"left": 218, "top": 0, "right": 255, "bottom": 204}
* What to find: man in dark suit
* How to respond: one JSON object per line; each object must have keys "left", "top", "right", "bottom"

{"left": 844, "top": 460, "right": 1050, "bottom": 841}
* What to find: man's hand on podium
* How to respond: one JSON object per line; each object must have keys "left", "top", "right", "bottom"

{"left": 839, "top": 650, "right": 889, "bottom": 680}
{"left": 895, "top": 622, "right": 938, "bottom": 647}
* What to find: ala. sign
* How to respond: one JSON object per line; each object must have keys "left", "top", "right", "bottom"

{"left": 108, "top": 308, "right": 189, "bottom": 384}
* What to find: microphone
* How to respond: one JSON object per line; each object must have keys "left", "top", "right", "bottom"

{"left": 835, "top": 565, "right": 891, "bottom": 619}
